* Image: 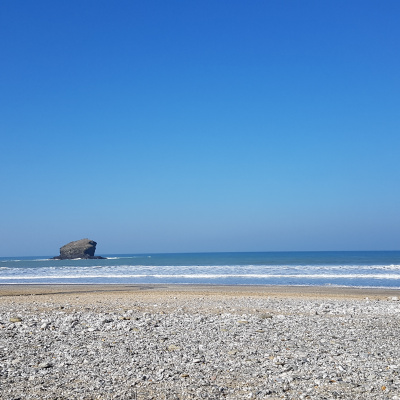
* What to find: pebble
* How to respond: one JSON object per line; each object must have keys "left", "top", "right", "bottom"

{"left": 38, "top": 362, "right": 52, "bottom": 369}
{"left": 167, "top": 344, "right": 180, "bottom": 351}
{"left": 1, "top": 294, "right": 400, "bottom": 399}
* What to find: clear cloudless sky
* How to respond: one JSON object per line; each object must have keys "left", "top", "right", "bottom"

{"left": 1, "top": 0, "right": 399, "bottom": 256}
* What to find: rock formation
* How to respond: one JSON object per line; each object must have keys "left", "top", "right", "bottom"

{"left": 52, "top": 238, "right": 106, "bottom": 260}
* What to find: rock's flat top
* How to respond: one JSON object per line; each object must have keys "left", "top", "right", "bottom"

{"left": 1, "top": 286, "right": 400, "bottom": 399}
{"left": 52, "top": 238, "right": 105, "bottom": 260}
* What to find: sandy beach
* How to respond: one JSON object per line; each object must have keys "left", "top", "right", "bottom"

{"left": 1, "top": 285, "right": 400, "bottom": 399}
{"left": 2, "top": 284, "right": 400, "bottom": 299}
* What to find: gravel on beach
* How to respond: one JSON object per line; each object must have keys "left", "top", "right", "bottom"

{"left": 1, "top": 285, "right": 400, "bottom": 399}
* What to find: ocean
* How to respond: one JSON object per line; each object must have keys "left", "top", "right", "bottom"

{"left": 1, "top": 251, "right": 400, "bottom": 288}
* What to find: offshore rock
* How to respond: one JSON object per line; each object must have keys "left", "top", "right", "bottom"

{"left": 52, "top": 239, "right": 106, "bottom": 260}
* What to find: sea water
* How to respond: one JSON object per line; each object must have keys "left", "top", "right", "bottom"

{"left": 1, "top": 251, "right": 400, "bottom": 288}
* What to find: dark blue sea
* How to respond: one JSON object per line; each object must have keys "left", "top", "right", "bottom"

{"left": 1, "top": 251, "right": 400, "bottom": 288}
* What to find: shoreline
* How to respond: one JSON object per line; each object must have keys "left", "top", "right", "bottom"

{"left": 1, "top": 283, "right": 400, "bottom": 300}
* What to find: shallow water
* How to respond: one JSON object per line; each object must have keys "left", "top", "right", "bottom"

{"left": 1, "top": 251, "right": 400, "bottom": 287}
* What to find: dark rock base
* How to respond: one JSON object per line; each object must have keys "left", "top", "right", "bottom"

{"left": 52, "top": 255, "right": 106, "bottom": 260}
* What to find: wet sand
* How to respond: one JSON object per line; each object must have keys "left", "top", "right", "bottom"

{"left": 1, "top": 283, "right": 399, "bottom": 301}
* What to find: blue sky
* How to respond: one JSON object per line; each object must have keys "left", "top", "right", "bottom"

{"left": 1, "top": 0, "right": 399, "bottom": 256}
